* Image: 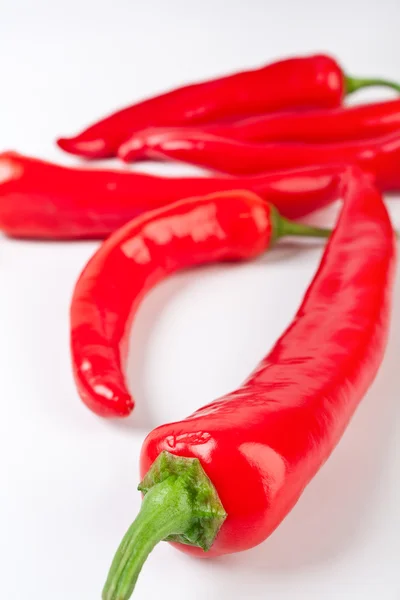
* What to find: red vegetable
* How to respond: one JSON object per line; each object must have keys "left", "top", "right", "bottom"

{"left": 57, "top": 54, "right": 400, "bottom": 159}
{"left": 70, "top": 190, "right": 332, "bottom": 418}
{"left": 0, "top": 152, "right": 344, "bottom": 239}
{"left": 120, "top": 127, "right": 400, "bottom": 190}
{"left": 119, "top": 98, "right": 400, "bottom": 149}
{"left": 96, "top": 168, "right": 396, "bottom": 600}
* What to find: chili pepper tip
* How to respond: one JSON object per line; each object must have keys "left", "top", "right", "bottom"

{"left": 56, "top": 136, "right": 111, "bottom": 158}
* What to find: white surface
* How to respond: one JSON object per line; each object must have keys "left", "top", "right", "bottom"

{"left": 0, "top": 1, "right": 399, "bottom": 598}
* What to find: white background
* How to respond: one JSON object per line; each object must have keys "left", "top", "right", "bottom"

{"left": 0, "top": 1, "right": 399, "bottom": 598}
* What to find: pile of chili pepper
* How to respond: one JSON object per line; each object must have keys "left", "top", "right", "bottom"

{"left": 2, "top": 52, "right": 399, "bottom": 600}
{"left": 71, "top": 168, "right": 396, "bottom": 600}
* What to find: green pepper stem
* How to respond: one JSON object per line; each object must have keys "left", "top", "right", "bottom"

{"left": 345, "top": 75, "right": 400, "bottom": 95}
{"left": 270, "top": 206, "right": 331, "bottom": 243}
{"left": 102, "top": 452, "right": 226, "bottom": 600}
{"left": 278, "top": 217, "right": 331, "bottom": 240}
{"left": 102, "top": 477, "right": 193, "bottom": 600}
{"left": 271, "top": 205, "right": 400, "bottom": 243}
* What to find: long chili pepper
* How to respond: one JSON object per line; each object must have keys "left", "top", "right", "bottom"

{"left": 0, "top": 152, "right": 344, "bottom": 239}
{"left": 119, "top": 127, "right": 400, "bottom": 189}
{"left": 70, "top": 190, "right": 332, "bottom": 418}
{"left": 57, "top": 54, "right": 400, "bottom": 159}
{"left": 119, "top": 98, "right": 400, "bottom": 151}
{"left": 72, "top": 167, "right": 396, "bottom": 600}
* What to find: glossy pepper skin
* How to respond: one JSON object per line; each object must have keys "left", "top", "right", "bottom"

{"left": 140, "top": 169, "right": 396, "bottom": 557}
{"left": 121, "top": 127, "right": 400, "bottom": 190}
{"left": 70, "top": 190, "right": 332, "bottom": 418}
{"left": 101, "top": 168, "right": 396, "bottom": 600}
{"left": 57, "top": 53, "right": 400, "bottom": 159}
{"left": 120, "top": 98, "right": 400, "bottom": 151}
{"left": 0, "top": 152, "right": 344, "bottom": 239}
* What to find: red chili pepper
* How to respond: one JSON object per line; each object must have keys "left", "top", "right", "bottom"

{"left": 57, "top": 54, "right": 400, "bottom": 159}
{"left": 90, "top": 168, "right": 396, "bottom": 600}
{"left": 0, "top": 152, "right": 344, "bottom": 239}
{"left": 120, "top": 98, "right": 400, "bottom": 150}
{"left": 70, "top": 190, "right": 333, "bottom": 418}
{"left": 120, "top": 127, "right": 400, "bottom": 190}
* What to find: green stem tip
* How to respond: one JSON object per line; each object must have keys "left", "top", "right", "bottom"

{"left": 345, "top": 74, "right": 400, "bottom": 95}
{"left": 271, "top": 207, "right": 400, "bottom": 243}
{"left": 271, "top": 206, "right": 331, "bottom": 244}
{"left": 102, "top": 452, "right": 226, "bottom": 600}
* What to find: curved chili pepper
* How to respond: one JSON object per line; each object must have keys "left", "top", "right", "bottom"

{"left": 57, "top": 54, "right": 400, "bottom": 159}
{"left": 70, "top": 190, "right": 333, "bottom": 418}
{"left": 119, "top": 98, "right": 400, "bottom": 151}
{"left": 120, "top": 127, "right": 400, "bottom": 189}
{"left": 0, "top": 152, "right": 344, "bottom": 239}
{"left": 93, "top": 168, "right": 396, "bottom": 600}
